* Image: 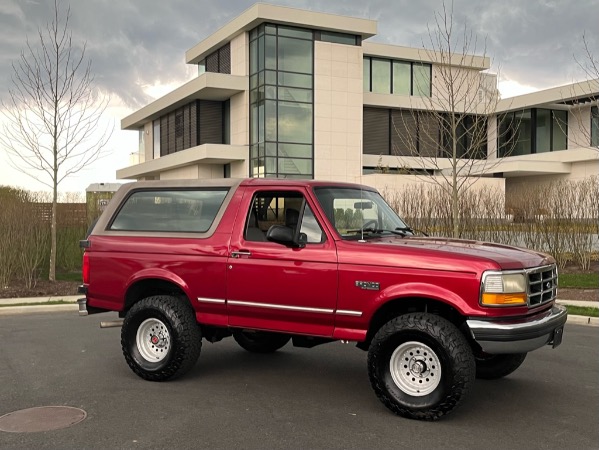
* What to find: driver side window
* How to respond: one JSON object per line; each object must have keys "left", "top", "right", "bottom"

{"left": 244, "top": 191, "right": 325, "bottom": 244}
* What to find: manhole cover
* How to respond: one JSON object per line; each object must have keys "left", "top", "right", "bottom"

{"left": 0, "top": 406, "right": 87, "bottom": 433}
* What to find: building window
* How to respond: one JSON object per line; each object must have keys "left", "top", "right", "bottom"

{"left": 364, "top": 57, "right": 432, "bottom": 97}
{"left": 371, "top": 59, "right": 391, "bottom": 94}
{"left": 197, "top": 43, "right": 231, "bottom": 75}
{"left": 363, "top": 108, "right": 485, "bottom": 159}
{"left": 591, "top": 106, "right": 599, "bottom": 147}
{"left": 498, "top": 108, "right": 568, "bottom": 157}
{"left": 249, "top": 23, "right": 314, "bottom": 179}
{"left": 317, "top": 31, "right": 359, "bottom": 46}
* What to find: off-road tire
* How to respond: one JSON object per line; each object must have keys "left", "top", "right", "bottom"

{"left": 475, "top": 353, "right": 527, "bottom": 379}
{"left": 232, "top": 330, "right": 290, "bottom": 353}
{"left": 367, "top": 313, "right": 475, "bottom": 421}
{"left": 121, "top": 295, "right": 201, "bottom": 381}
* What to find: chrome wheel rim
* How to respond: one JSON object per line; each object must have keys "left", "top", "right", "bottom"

{"left": 136, "top": 318, "right": 170, "bottom": 363}
{"left": 390, "top": 341, "right": 441, "bottom": 396}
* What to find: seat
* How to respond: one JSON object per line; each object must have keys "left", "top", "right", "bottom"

{"left": 246, "top": 210, "right": 266, "bottom": 241}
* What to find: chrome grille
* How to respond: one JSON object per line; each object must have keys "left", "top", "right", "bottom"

{"left": 527, "top": 265, "right": 558, "bottom": 306}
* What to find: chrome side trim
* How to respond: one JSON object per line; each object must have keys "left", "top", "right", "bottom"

{"left": 335, "top": 309, "right": 363, "bottom": 317}
{"left": 197, "top": 297, "right": 226, "bottom": 304}
{"left": 227, "top": 300, "right": 334, "bottom": 314}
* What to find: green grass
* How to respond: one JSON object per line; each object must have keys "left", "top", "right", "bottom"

{"left": 559, "top": 273, "right": 599, "bottom": 289}
{"left": 564, "top": 305, "right": 599, "bottom": 317}
{"left": 56, "top": 272, "right": 82, "bottom": 282}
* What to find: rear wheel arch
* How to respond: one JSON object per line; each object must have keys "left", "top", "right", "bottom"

{"left": 124, "top": 278, "right": 190, "bottom": 313}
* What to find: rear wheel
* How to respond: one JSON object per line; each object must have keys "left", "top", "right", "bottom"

{"left": 121, "top": 295, "right": 201, "bottom": 381}
{"left": 232, "top": 330, "right": 290, "bottom": 353}
{"left": 367, "top": 313, "right": 475, "bottom": 421}
{"left": 475, "top": 353, "right": 527, "bottom": 379}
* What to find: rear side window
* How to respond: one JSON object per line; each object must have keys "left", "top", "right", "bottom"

{"left": 109, "top": 189, "right": 228, "bottom": 233}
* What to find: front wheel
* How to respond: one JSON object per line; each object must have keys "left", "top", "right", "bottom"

{"left": 475, "top": 353, "right": 527, "bottom": 379}
{"left": 121, "top": 295, "right": 201, "bottom": 381}
{"left": 367, "top": 313, "right": 475, "bottom": 421}
{"left": 232, "top": 329, "right": 290, "bottom": 353}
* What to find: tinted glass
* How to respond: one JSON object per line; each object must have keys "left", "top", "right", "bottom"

{"left": 393, "top": 61, "right": 411, "bottom": 95}
{"left": 552, "top": 110, "right": 568, "bottom": 151}
{"left": 278, "top": 37, "right": 312, "bottom": 73}
{"left": 363, "top": 57, "right": 370, "bottom": 91}
{"left": 536, "top": 108, "right": 551, "bottom": 153}
{"left": 278, "top": 101, "right": 312, "bottom": 143}
{"left": 413, "top": 64, "right": 431, "bottom": 97}
{"left": 110, "top": 190, "right": 229, "bottom": 233}
{"left": 371, "top": 59, "right": 391, "bottom": 94}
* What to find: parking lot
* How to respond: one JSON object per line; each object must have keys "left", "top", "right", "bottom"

{"left": 0, "top": 311, "right": 597, "bottom": 449}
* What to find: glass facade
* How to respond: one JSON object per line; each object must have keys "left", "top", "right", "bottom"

{"left": 364, "top": 57, "right": 431, "bottom": 97}
{"left": 249, "top": 24, "right": 314, "bottom": 179}
{"left": 498, "top": 108, "right": 568, "bottom": 157}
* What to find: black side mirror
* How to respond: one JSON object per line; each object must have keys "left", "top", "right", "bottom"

{"left": 266, "top": 225, "right": 304, "bottom": 248}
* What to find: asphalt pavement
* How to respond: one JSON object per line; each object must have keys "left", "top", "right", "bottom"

{"left": 0, "top": 311, "right": 597, "bottom": 449}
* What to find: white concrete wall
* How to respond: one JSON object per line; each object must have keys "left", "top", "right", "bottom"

{"left": 143, "top": 122, "right": 153, "bottom": 162}
{"left": 569, "top": 105, "right": 592, "bottom": 149}
{"left": 230, "top": 32, "right": 248, "bottom": 77}
{"left": 313, "top": 41, "right": 363, "bottom": 182}
{"left": 230, "top": 91, "right": 249, "bottom": 146}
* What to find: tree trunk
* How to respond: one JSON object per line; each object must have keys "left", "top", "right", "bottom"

{"left": 49, "top": 180, "right": 57, "bottom": 282}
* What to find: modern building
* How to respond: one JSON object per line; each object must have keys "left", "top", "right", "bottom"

{"left": 118, "top": 3, "right": 599, "bottom": 201}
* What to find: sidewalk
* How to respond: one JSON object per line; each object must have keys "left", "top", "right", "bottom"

{"left": 0, "top": 294, "right": 596, "bottom": 325}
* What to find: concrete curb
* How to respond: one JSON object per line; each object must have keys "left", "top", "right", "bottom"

{"left": 0, "top": 304, "right": 78, "bottom": 316}
{"left": 0, "top": 295, "right": 79, "bottom": 306}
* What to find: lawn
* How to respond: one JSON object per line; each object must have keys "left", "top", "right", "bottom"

{"left": 559, "top": 273, "right": 599, "bottom": 289}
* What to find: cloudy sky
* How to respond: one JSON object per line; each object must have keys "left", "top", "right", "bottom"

{"left": 0, "top": 0, "right": 597, "bottom": 193}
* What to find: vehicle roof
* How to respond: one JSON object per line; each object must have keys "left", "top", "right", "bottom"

{"left": 115, "top": 178, "right": 375, "bottom": 192}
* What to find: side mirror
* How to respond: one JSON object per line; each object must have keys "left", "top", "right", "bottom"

{"left": 266, "top": 225, "right": 304, "bottom": 248}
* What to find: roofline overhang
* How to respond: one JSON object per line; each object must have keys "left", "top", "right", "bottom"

{"left": 116, "top": 144, "right": 248, "bottom": 180}
{"left": 121, "top": 73, "right": 247, "bottom": 130}
{"left": 185, "top": 3, "right": 377, "bottom": 65}
{"left": 362, "top": 42, "right": 490, "bottom": 70}
{"left": 497, "top": 78, "right": 599, "bottom": 112}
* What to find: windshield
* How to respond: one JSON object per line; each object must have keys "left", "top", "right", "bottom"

{"left": 314, "top": 187, "right": 411, "bottom": 239}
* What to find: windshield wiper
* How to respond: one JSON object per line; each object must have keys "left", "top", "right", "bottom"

{"left": 348, "top": 227, "right": 410, "bottom": 237}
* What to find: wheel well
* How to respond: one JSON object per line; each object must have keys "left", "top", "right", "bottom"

{"left": 124, "top": 279, "right": 188, "bottom": 313}
{"left": 357, "top": 297, "right": 465, "bottom": 351}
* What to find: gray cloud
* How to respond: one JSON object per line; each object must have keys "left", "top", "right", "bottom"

{"left": 0, "top": 0, "right": 596, "bottom": 110}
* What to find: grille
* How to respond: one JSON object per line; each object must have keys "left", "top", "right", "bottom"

{"left": 527, "top": 265, "right": 558, "bottom": 306}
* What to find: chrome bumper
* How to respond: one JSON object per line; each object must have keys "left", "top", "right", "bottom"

{"left": 466, "top": 305, "right": 567, "bottom": 354}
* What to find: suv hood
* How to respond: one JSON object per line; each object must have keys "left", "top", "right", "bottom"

{"left": 371, "top": 236, "right": 554, "bottom": 270}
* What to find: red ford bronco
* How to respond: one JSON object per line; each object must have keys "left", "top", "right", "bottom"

{"left": 79, "top": 178, "right": 566, "bottom": 420}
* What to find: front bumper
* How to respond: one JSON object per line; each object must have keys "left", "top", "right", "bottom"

{"left": 466, "top": 304, "right": 567, "bottom": 354}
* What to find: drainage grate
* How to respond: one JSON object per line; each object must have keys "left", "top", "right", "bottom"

{"left": 0, "top": 406, "right": 87, "bottom": 433}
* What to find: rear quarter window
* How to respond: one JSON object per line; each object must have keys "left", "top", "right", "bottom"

{"left": 109, "top": 189, "right": 228, "bottom": 233}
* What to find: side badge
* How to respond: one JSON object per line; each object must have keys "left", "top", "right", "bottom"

{"left": 355, "top": 281, "right": 380, "bottom": 291}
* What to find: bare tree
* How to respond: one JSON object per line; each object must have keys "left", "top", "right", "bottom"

{"left": 568, "top": 33, "right": 599, "bottom": 150}
{"left": 390, "top": 1, "right": 517, "bottom": 238}
{"left": 0, "top": 0, "right": 112, "bottom": 281}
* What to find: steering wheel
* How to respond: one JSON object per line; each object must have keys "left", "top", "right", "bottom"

{"left": 361, "top": 220, "right": 378, "bottom": 230}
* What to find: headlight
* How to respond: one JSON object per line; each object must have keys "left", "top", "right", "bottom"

{"left": 481, "top": 271, "right": 527, "bottom": 306}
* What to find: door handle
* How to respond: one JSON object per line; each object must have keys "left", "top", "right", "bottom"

{"left": 231, "top": 250, "right": 252, "bottom": 258}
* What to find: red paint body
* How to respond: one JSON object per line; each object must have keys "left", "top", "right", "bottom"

{"left": 82, "top": 179, "right": 555, "bottom": 342}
